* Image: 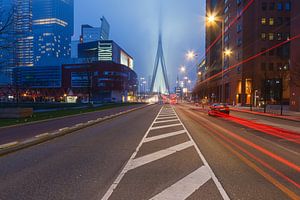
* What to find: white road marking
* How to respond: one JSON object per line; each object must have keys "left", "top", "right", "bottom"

{"left": 150, "top": 123, "right": 182, "bottom": 130}
{"left": 154, "top": 119, "right": 179, "bottom": 124}
{"left": 101, "top": 106, "right": 230, "bottom": 200}
{"left": 156, "top": 116, "right": 178, "bottom": 120}
{"left": 144, "top": 130, "right": 186, "bottom": 143}
{"left": 126, "top": 141, "right": 193, "bottom": 171}
{"left": 101, "top": 107, "right": 164, "bottom": 200}
{"left": 173, "top": 107, "right": 230, "bottom": 200}
{"left": 150, "top": 166, "right": 211, "bottom": 200}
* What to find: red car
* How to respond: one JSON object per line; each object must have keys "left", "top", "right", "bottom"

{"left": 208, "top": 103, "right": 230, "bottom": 116}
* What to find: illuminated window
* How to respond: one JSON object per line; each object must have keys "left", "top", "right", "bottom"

{"left": 269, "top": 18, "right": 274, "bottom": 25}
{"left": 261, "top": 17, "right": 267, "bottom": 25}
{"left": 269, "top": 33, "right": 274, "bottom": 40}
{"left": 261, "top": 33, "right": 267, "bottom": 40}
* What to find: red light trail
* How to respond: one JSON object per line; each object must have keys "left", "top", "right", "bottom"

{"left": 181, "top": 107, "right": 300, "bottom": 198}
{"left": 198, "top": 0, "right": 255, "bottom": 64}
{"left": 198, "top": 34, "right": 300, "bottom": 85}
{"left": 213, "top": 112, "right": 300, "bottom": 144}
{"left": 200, "top": 120, "right": 300, "bottom": 190}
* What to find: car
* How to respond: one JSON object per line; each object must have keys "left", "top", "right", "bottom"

{"left": 208, "top": 103, "right": 230, "bottom": 116}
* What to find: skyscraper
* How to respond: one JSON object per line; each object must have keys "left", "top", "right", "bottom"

{"left": 80, "top": 16, "right": 110, "bottom": 43}
{"left": 0, "top": 0, "right": 33, "bottom": 85}
{"left": 0, "top": 0, "right": 74, "bottom": 85}
{"left": 32, "top": 0, "right": 74, "bottom": 66}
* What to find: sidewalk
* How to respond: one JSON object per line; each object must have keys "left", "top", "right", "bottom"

{"left": 230, "top": 106, "right": 300, "bottom": 122}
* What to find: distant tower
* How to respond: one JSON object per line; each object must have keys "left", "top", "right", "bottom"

{"left": 150, "top": 33, "right": 170, "bottom": 94}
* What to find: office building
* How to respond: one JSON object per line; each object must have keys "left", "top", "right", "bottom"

{"left": 80, "top": 17, "right": 110, "bottom": 43}
{"left": 78, "top": 40, "right": 134, "bottom": 70}
{"left": 0, "top": 0, "right": 34, "bottom": 85}
{"left": 32, "top": 0, "right": 74, "bottom": 66}
{"left": 196, "top": 0, "right": 300, "bottom": 111}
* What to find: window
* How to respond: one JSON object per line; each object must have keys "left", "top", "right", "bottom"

{"left": 262, "top": 2, "right": 267, "bottom": 10}
{"left": 261, "top": 17, "right": 267, "bottom": 25}
{"left": 269, "top": 18, "right": 274, "bottom": 25}
{"left": 269, "top": 49, "right": 274, "bottom": 56}
{"left": 277, "top": 3, "right": 283, "bottom": 11}
{"left": 237, "top": 24, "right": 242, "bottom": 33}
{"left": 269, "top": 33, "right": 274, "bottom": 40}
{"left": 237, "top": 38, "right": 242, "bottom": 46}
{"left": 237, "top": 0, "right": 242, "bottom": 5}
{"left": 261, "top": 33, "right": 267, "bottom": 40}
{"left": 224, "top": 6, "right": 229, "bottom": 14}
{"left": 277, "top": 63, "right": 283, "bottom": 71}
{"left": 269, "top": 2, "right": 275, "bottom": 10}
{"left": 224, "top": 34, "right": 229, "bottom": 43}
{"left": 285, "top": 2, "right": 291, "bottom": 11}
{"left": 277, "top": 33, "right": 283, "bottom": 40}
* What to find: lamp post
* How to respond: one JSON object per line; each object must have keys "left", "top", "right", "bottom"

{"left": 223, "top": 49, "right": 232, "bottom": 103}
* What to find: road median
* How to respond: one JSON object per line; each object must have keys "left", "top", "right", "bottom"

{"left": 0, "top": 104, "right": 152, "bottom": 157}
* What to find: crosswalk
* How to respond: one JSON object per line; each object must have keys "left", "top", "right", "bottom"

{"left": 101, "top": 105, "right": 230, "bottom": 200}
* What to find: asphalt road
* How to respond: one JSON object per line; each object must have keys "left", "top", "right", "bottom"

{"left": 0, "top": 104, "right": 145, "bottom": 145}
{"left": 0, "top": 103, "right": 299, "bottom": 200}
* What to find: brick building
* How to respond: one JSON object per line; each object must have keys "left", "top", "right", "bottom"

{"left": 195, "top": 0, "right": 300, "bottom": 111}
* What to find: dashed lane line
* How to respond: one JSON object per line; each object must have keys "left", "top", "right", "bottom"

{"left": 150, "top": 166, "right": 211, "bottom": 200}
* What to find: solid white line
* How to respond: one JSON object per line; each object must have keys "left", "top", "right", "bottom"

{"left": 173, "top": 106, "right": 230, "bottom": 200}
{"left": 150, "top": 123, "right": 182, "bottom": 130}
{"left": 100, "top": 106, "right": 164, "bottom": 200}
{"left": 150, "top": 166, "right": 211, "bottom": 200}
{"left": 154, "top": 119, "right": 179, "bottom": 124}
{"left": 126, "top": 141, "right": 193, "bottom": 171}
{"left": 144, "top": 130, "right": 186, "bottom": 143}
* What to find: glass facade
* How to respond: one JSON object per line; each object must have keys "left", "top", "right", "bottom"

{"left": 14, "top": 65, "right": 62, "bottom": 88}
{"left": 0, "top": 0, "right": 33, "bottom": 85}
{"left": 81, "top": 25, "right": 101, "bottom": 43}
{"left": 32, "top": 0, "right": 74, "bottom": 66}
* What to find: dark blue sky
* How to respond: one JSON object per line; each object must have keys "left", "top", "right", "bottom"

{"left": 74, "top": 0, "right": 206, "bottom": 90}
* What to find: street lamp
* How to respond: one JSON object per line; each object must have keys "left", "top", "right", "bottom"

{"left": 207, "top": 13, "right": 231, "bottom": 103}
{"left": 180, "top": 66, "right": 186, "bottom": 73}
{"left": 186, "top": 50, "right": 197, "bottom": 61}
{"left": 207, "top": 14, "right": 217, "bottom": 24}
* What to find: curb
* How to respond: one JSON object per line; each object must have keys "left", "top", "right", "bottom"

{"left": 0, "top": 103, "right": 146, "bottom": 130}
{"left": 230, "top": 108, "right": 300, "bottom": 123}
{"left": 0, "top": 104, "right": 152, "bottom": 157}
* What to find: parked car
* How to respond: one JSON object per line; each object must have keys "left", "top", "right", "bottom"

{"left": 208, "top": 103, "right": 230, "bottom": 116}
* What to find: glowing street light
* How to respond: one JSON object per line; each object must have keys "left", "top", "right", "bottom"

{"left": 186, "top": 50, "right": 197, "bottom": 61}
{"left": 224, "top": 49, "right": 233, "bottom": 56}
{"left": 207, "top": 14, "right": 217, "bottom": 24}
{"left": 180, "top": 66, "right": 186, "bottom": 73}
